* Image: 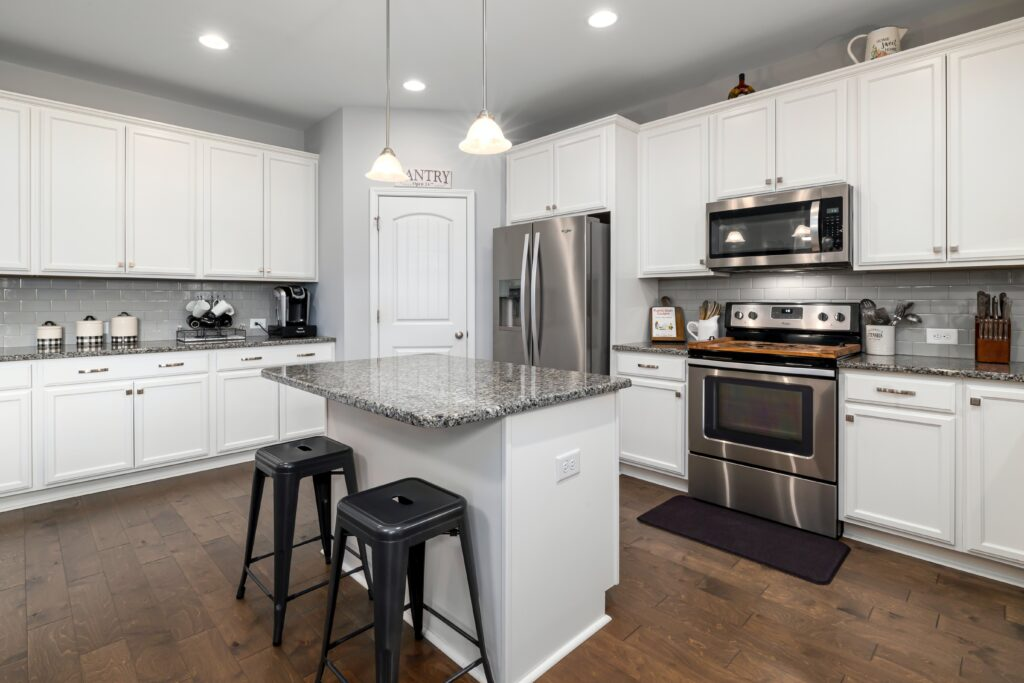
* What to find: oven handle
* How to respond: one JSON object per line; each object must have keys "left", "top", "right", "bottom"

{"left": 686, "top": 357, "right": 836, "bottom": 378}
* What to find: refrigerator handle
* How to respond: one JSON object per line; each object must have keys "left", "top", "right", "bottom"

{"left": 520, "top": 233, "right": 531, "bottom": 363}
{"left": 531, "top": 234, "right": 542, "bottom": 358}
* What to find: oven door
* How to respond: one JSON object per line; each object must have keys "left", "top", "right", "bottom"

{"left": 688, "top": 359, "right": 837, "bottom": 482}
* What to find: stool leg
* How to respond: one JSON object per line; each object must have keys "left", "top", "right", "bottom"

{"left": 272, "top": 474, "right": 301, "bottom": 647}
{"left": 407, "top": 542, "right": 426, "bottom": 640}
{"left": 339, "top": 460, "right": 375, "bottom": 600}
{"left": 459, "top": 521, "right": 495, "bottom": 683}
{"left": 311, "top": 473, "right": 333, "bottom": 564}
{"left": 236, "top": 468, "right": 266, "bottom": 600}
{"left": 372, "top": 541, "right": 409, "bottom": 683}
{"left": 315, "top": 518, "right": 348, "bottom": 683}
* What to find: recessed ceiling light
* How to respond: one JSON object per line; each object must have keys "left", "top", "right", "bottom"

{"left": 587, "top": 10, "right": 618, "bottom": 28}
{"left": 403, "top": 79, "right": 426, "bottom": 92}
{"left": 198, "top": 34, "right": 230, "bottom": 50}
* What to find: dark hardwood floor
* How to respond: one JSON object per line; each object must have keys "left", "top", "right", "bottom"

{"left": 0, "top": 465, "right": 1022, "bottom": 682}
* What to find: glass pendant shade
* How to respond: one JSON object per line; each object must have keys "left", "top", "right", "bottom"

{"left": 459, "top": 111, "right": 511, "bottom": 154}
{"left": 365, "top": 147, "right": 407, "bottom": 182}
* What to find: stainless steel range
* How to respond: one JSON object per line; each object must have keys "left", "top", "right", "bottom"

{"left": 686, "top": 302, "right": 862, "bottom": 538}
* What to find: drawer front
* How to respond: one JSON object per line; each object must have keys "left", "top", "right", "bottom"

{"left": 616, "top": 352, "right": 686, "bottom": 381}
{"left": 844, "top": 371, "right": 956, "bottom": 413}
{"left": 0, "top": 363, "right": 32, "bottom": 390}
{"left": 216, "top": 343, "right": 334, "bottom": 371}
{"left": 42, "top": 352, "right": 210, "bottom": 386}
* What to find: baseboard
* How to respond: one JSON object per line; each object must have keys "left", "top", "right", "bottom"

{"left": 619, "top": 462, "right": 688, "bottom": 492}
{"left": 513, "top": 614, "right": 611, "bottom": 683}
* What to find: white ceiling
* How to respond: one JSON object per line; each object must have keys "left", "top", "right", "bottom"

{"left": 0, "top": 0, "right": 997, "bottom": 135}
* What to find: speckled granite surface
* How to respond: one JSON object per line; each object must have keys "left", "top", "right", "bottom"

{"left": 839, "top": 354, "right": 1024, "bottom": 383}
{"left": 613, "top": 341, "right": 689, "bottom": 357}
{"left": 0, "top": 336, "right": 335, "bottom": 363}
{"left": 262, "top": 354, "right": 631, "bottom": 428}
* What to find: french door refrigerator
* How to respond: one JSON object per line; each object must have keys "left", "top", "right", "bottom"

{"left": 492, "top": 215, "right": 609, "bottom": 373}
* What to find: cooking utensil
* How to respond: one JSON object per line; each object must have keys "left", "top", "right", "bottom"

{"left": 999, "top": 293, "right": 1008, "bottom": 320}
{"left": 873, "top": 307, "right": 892, "bottom": 326}
{"left": 860, "top": 299, "right": 877, "bottom": 322}
{"left": 977, "top": 291, "right": 989, "bottom": 319}
{"left": 903, "top": 313, "right": 922, "bottom": 324}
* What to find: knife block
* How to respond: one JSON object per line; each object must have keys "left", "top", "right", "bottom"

{"left": 975, "top": 317, "right": 1011, "bottom": 364}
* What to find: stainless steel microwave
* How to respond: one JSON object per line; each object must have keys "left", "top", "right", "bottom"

{"left": 706, "top": 183, "right": 851, "bottom": 271}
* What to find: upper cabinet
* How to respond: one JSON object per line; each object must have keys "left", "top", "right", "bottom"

{"left": 506, "top": 145, "right": 553, "bottom": 223}
{"left": 264, "top": 152, "right": 317, "bottom": 281}
{"left": 39, "top": 108, "right": 126, "bottom": 274}
{"left": 638, "top": 114, "right": 711, "bottom": 277}
{"left": 203, "top": 141, "right": 265, "bottom": 278}
{"left": 856, "top": 56, "right": 946, "bottom": 267}
{"left": 0, "top": 99, "right": 30, "bottom": 272}
{"left": 711, "top": 80, "right": 848, "bottom": 199}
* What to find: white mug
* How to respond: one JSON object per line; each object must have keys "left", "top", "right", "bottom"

{"left": 210, "top": 299, "right": 235, "bottom": 317}
{"left": 686, "top": 316, "right": 720, "bottom": 342}
{"left": 848, "top": 27, "right": 908, "bottom": 63}
{"left": 189, "top": 299, "right": 212, "bottom": 317}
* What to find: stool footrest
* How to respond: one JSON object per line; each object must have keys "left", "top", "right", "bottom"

{"left": 423, "top": 604, "right": 481, "bottom": 648}
{"left": 326, "top": 619, "right": 375, "bottom": 652}
{"left": 445, "top": 658, "right": 484, "bottom": 683}
{"left": 250, "top": 534, "right": 323, "bottom": 563}
{"left": 286, "top": 578, "right": 329, "bottom": 602}
{"left": 323, "top": 659, "right": 352, "bottom": 683}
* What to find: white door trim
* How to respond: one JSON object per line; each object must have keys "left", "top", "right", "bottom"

{"left": 369, "top": 188, "right": 477, "bottom": 358}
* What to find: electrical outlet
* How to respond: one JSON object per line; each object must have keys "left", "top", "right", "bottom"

{"left": 926, "top": 328, "right": 958, "bottom": 345}
{"left": 249, "top": 318, "right": 267, "bottom": 330}
{"left": 555, "top": 449, "right": 581, "bottom": 483}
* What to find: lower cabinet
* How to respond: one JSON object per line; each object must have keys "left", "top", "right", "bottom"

{"left": 217, "top": 369, "right": 280, "bottom": 453}
{"left": 134, "top": 374, "right": 210, "bottom": 468}
{"left": 0, "top": 389, "right": 32, "bottom": 494}
{"left": 280, "top": 384, "right": 327, "bottom": 440}
{"left": 618, "top": 375, "right": 686, "bottom": 475}
{"left": 843, "top": 402, "right": 956, "bottom": 545}
{"left": 44, "top": 380, "right": 136, "bottom": 484}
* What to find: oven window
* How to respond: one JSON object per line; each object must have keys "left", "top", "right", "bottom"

{"left": 709, "top": 200, "right": 816, "bottom": 259}
{"left": 705, "top": 377, "right": 814, "bottom": 456}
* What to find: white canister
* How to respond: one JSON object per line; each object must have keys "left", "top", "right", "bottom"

{"left": 75, "top": 315, "right": 105, "bottom": 346}
{"left": 110, "top": 312, "right": 139, "bottom": 344}
{"left": 36, "top": 321, "right": 65, "bottom": 350}
{"left": 864, "top": 324, "right": 896, "bottom": 356}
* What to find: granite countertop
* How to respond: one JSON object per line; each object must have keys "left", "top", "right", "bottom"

{"left": 839, "top": 354, "right": 1024, "bottom": 383}
{"left": 262, "top": 354, "right": 631, "bottom": 428}
{"left": 613, "top": 341, "right": 689, "bottom": 357}
{"left": 0, "top": 336, "right": 336, "bottom": 363}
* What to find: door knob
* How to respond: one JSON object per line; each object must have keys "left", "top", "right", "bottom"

{"left": 455, "top": 331, "right": 464, "bottom": 339}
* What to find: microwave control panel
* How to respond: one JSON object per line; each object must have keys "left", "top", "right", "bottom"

{"left": 819, "top": 198, "right": 844, "bottom": 252}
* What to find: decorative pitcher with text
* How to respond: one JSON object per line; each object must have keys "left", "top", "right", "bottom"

{"left": 847, "top": 27, "right": 908, "bottom": 63}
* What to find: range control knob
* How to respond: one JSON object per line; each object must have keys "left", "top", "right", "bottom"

{"left": 834, "top": 312, "right": 846, "bottom": 322}
{"left": 748, "top": 311, "right": 758, "bottom": 320}
{"left": 734, "top": 311, "right": 744, "bottom": 319}
{"left": 818, "top": 312, "right": 829, "bottom": 322}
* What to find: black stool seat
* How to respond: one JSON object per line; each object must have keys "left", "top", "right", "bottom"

{"left": 338, "top": 478, "right": 465, "bottom": 542}
{"left": 237, "top": 436, "right": 373, "bottom": 647}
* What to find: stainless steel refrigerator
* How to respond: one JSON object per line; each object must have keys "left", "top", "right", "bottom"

{"left": 492, "top": 215, "right": 609, "bottom": 374}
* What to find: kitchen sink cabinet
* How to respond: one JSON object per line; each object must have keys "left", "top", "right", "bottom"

{"left": 134, "top": 374, "right": 210, "bottom": 468}
{"left": 0, "top": 389, "right": 32, "bottom": 494}
{"left": 0, "top": 98, "right": 30, "bottom": 273}
{"left": 618, "top": 375, "right": 686, "bottom": 476}
{"left": 216, "top": 369, "right": 280, "bottom": 453}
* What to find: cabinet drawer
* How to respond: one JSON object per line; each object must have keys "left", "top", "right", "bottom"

{"left": 844, "top": 371, "right": 956, "bottom": 413}
{"left": 0, "top": 363, "right": 31, "bottom": 390}
{"left": 216, "top": 343, "right": 333, "bottom": 371}
{"left": 616, "top": 352, "right": 686, "bottom": 381}
{"left": 42, "top": 352, "right": 209, "bottom": 386}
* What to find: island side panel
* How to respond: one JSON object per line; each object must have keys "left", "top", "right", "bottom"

{"left": 326, "top": 401, "right": 506, "bottom": 682}
{"left": 502, "top": 392, "right": 618, "bottom": 683}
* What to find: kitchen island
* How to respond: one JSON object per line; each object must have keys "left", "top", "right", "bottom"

{"left": 262, "top": 354, "right": 630, "bottom": 683}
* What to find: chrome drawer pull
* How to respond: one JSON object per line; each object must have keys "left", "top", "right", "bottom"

{"left": 970, "top": 397, "right": 982, "bottom": 407}
{"left": 242, "top": 356, "right": 263, "bottom": 362}
{"left": 296, "top": 352, "right": 316, "bottom": 358}
{"left": 876, "top": 387, "right": 916, "bottom": 396}
{"left": 158, "top": 362, "right": 185, "bottom": 368}
{"left": 637, "top": 363, "right": 660, "bottom": 369}
{"left": 78, "top": 368, "right": 109, "bottom": 374}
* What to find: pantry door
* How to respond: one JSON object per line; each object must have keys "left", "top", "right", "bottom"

{"left": 372, "top": 190, "right": 475, "bottom": 358}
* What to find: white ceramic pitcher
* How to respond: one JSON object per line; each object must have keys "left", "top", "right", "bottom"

{"left": 847, "top": 27, "right": 908, "bottom": 63}
{"left": 686, "top": 316, "right": 720, "bottom": 342}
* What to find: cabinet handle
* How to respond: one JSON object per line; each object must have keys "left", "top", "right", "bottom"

{"left": 776, "top": 176, "right": 783, "bottom": 184}
{"left": 699, "top": 258, "right": 705, "bottom": 266}
{"left": 949, "top": 245, "right": 959, "bottom": 253}
{"left": 258, "top": 267, "right": 264, "bottom": 273}
{"left": 242, "top": 356, "right": 263, "bottom": 362}
{"left": 970, "top": 397, "right": 981, "bottom": 407}
{"left": 876, "top": 387, "right": 916, "bottom": 396}
{"left": 846, "top": 415, "right": 854, "bottom": 422}
{"left": 675, "top": 391, "right": 681, "bottom": 398}
{"left": 551, "top": 203, "right": 557, "bottom": 210}
{"left": 764, "top": 178, "right": 772, "bottom": 185}
{"left": 265, "top": 269, "right": 272, "bottom": 273}
{"left": 125, "top": 389, "right": 133, "bottom": 396}
{"left": 158, "top": 362, "right": 185, "bottom": 368}
{"left": 136, "top": 388, "right": 144, "bottom": 395}
{"left": 128, "top": 261, "right": 135, "bottom": 268}
{"left": 117, "top": 261, "right": 124, "bottom": 268}
{"left": 78, "top": 367, "right": 109, "bottom": 374}
{"left": 296, "top": 352, "right": 316, "bottom": 358}
{"left": 933, "top": 245, "right": 943, "bottom": 254}
{"left": 545, "top": 205, "right": 551, "bottom": 211}
{"left": 637, "top": 363, "right": 659, "bottom": 369}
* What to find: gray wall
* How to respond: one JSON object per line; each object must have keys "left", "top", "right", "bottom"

{"left": 658, "top": 270, "right": 1024, "bottom": 361}
{"left": 0, "top": 276, "right": 279, "bottom": 347}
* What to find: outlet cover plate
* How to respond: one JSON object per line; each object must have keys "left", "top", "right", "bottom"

{"left": 555, "top": 449, "right": 581, "bottom": 483}
{"left": 249, "top": 318, "right": 267, "bottom": 330}
{"left": 926, "top": 328, "right": 958, "bottom": 345}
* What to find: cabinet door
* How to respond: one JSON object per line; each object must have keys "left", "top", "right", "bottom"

{"left": 203, "top": 141, "right": 264, "bottom": 278}
{"left": 964, "top": 384, "right": 1024, "bottom": 566}
{"left": 0, "top": 390, "right": 31, "bottom": 495}
{"left": 279, "top": 384, "right": 326, "bottom": 440}
{"left": 264, "top": 153, "right": 317, "bottom": 280}
{"left": 775, "top": 80, "right": 848, "bottom": 190}
{"left": 126, "top": 126, "right": 198, "bottom": 276}
{"left": 43, "top": 380, "right": 135, "bottom": 484}
{"left": 843, "top": 403, "right": 955, "bottom": 545}
{"left": 638, "top": 116, "right": 710, "bottom": 276}
{"left": 0, "top": 99, "right": 30, "bottom": 272}
{"left": 618, "top": 376, "right": 685, "bottom": 475}
{"left": 40, "top": 109, "right": 126, "bottom": 274}
{"left": 506, "top": 144, "right": 553, "bottom": 223}
{"left": 948, "top": 33, "right": 1024, "bottom": 263}
{"left": 857, "top": 57, "right": 946, "bottom": 266}
{"left": 711, "top": 99, "right": 774, "bottom": 199}
{"left": 217, "top": 369, "right": 279, "bottom": 453}
{"left": 134, "top": 374, "right": 210, "bottom": 468}
{"left": 553, "top": 128, "right": 607, "bottom": 215}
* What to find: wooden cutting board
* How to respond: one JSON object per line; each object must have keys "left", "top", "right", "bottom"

{"left": 686, "top": 338, "right": 861, "bottom": 359}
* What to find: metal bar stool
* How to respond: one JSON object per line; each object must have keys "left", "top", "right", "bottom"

{"left": 236, "top": 436, "right": 374, "bottom": 646}
{"left": 316, "top": 478, "right": 494, "bottom": 683}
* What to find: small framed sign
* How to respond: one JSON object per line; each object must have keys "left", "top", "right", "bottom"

{"left": 397, "top": 168, "right": 453, "bottom": 188}
{"left": 649, "top": 296, "right": 686, "bottom": 343}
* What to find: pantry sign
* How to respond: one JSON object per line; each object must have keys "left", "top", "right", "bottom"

{"left": 398, "top": 168, "right": 453, "bottom": 188}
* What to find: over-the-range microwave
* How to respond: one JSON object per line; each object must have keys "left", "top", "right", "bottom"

{"left": 706, "top": 183, "right": 851, "bottom": 271}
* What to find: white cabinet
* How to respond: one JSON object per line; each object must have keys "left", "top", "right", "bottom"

{"left": 712, "top": 99, "right": 775, "bottom": 199}
{"left": 203, "top": 140, "right": 264, "bottom": 278}
{"left": 126, "top": 126, "right": 197, "bottom": 276}
{"left": 280, "top": 384, "right": 327, "bottom": 441}
{"left": 638, "top": 114, "right": 711, "bottom": 277}
{"left": 506, "top": 145, "right": 554, "bottom": 223}
{"left": 265, "top": 152, "right": 317, "bottom": 280}
{"left": 618, "top": 376, "right": 685, "bottom": 475}
{"left": 843, "top": 403, "right": 956, "bottom": 546}
{"left": 43, "top": 380, "right": 135, "bottom": 484}
{"left": 217, "top": 369, "right": 279, "bottom": 452}
{"left": 0, "top": 390, "right": 32, "bottom": 494}
{"left": 134, "top": 374, "right": 210, "bottom": 468}
{"left": 856, "top": 56, "right": 946, "bottom": 266}
{"left": 39, "top": 108, "right": 126, "bottom": 274}
{"left": 775, "top": 81, "right": 847, "bottom": 190}
{"left": 0, "top": 99, "right": 30, "bottom": 272}
{"left": 947, "top": 32, "right": 1024, "bottom": 263}
{"left": 964, "top": 384, "right": 1024, "bottom": 567}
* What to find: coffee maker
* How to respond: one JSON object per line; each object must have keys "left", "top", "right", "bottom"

{"left": 270, "top": 286, "right": 317, "bottom": 337}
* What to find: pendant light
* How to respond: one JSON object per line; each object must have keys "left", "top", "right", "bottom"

{"left": 366, "top": 0, "right": 407, "bottom": 182}
{"left": 459, "top": 0, "right": 511, "bottom": 154}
